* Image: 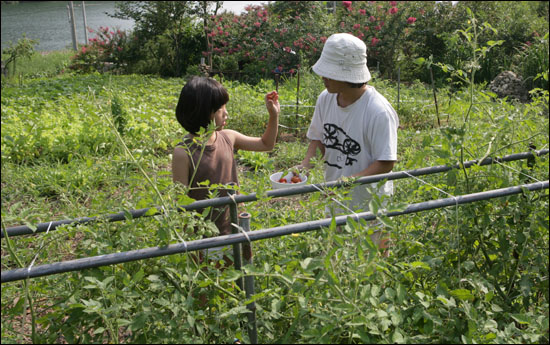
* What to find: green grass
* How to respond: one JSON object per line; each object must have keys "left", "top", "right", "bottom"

{"left": 2, "top": 50, "right": 74, "bottom": 81}
{"left": 1, "top": 56, "right": 549, "bottom": 344}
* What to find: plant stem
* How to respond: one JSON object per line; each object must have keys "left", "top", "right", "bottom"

{"left": 2, "top": 220, "right": 38, "bottom": 343}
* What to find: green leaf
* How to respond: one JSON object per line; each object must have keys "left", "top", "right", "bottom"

{"left": 450, "top": 288, "right": 475, "bottom": 302}
{"left": 328, "top": 216, "right": 336, "bottom": 231}
{"left": 220, "top": 306, "right": 248, "bottom": 318}
{"left": 487, "top": 40, "right": 504, "bottom": 47}
{"left": 384, "top": 287, "right": 396, "bottom": 301}
{"left": 187, "top": 314, "right": 195, "bottom": 328}
{"left": 369, "top": 198, "right": 380, "bottom": 215}
{"left": 177, "top": 194, "right": 196, "bottom": 206}
{"left": 117, "top": 319, "right": 132, "bottom": 327}
{"left": 300, "top": 257, "right": 313, "bottom": 270}
{"left": 409, "top": 261, "right": 431, "bottom": 270}
{"left": 519, "top": 275, "right": 532, "bottom": 297}
{"left": 396, "top": 283, "right": 406, "bottom": 304}
{"left": 102, "top": 276, "right": 115, "bottom": 287}
{"left": 392, "top": 329, "right": 405, "bottom": 343}
{"left": 130, "top": 313, "right": 149, "bottom": 331}
{"left": 147, "top": 274, "right": 160, "bottom": 282}
{"left": 93, "top": 327, "right": 105, "bottom": 335}
{"left": 157, "top": 226, "right": 169, "bottom": 243}
{"left": 222, "top": 269, "right": 242, "bottom": 282}
{"left": 132, "top": 269, "right": 145, "bottom": 283}
{"left": 437, "top": 295, "right": 456, "bottom": 307}
{"left": 378, "top": 215, "right": 395, "bottom": 228}
{"left": 145, "top": 207, "right": 158, "bottom": 216}
{"left": 510, "top": 313, "right": 531, "bottom": 325}
{"left": 414, "top": 57, "right": 425, "bottom": 66}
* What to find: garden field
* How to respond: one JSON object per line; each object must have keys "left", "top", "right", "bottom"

{"left": 1, "top": 66, "right": 549, "bottom": 344}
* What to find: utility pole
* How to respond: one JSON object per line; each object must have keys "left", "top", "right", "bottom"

{"left": 82, "top": 1, "right": 89, "bottom": 44}
{"left": 68, "top": 1, "right": 78, "bottom": 50}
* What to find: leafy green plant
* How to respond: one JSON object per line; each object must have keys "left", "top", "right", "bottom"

{"left": 237, "top": 150, "right": 273, "bottom": 172}
{"left": 110, "top": 94, "right": 127, "bottom": 135}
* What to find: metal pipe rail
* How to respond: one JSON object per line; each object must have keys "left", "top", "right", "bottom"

{"left": 2, "top": 149, "right": 547, "bottom": 238}
{"left": 2, "top": 180, "right": 547, "bottom": 283}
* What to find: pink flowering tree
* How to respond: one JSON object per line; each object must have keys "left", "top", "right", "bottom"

{"left": 205, "top": 5, "right": 271, "bottom": 74}
{"left": 204, "top": 2, "right": 329, "bottom": 81}
{"left": 263, "top": 2, "right": 329, "bottom": 73}
{"left": 337, "top": 1, "right": 423, "bottom": 78}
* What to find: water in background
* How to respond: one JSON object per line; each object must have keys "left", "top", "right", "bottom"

{"left": 1, "top": 1, "right": 134, "bottom": 52}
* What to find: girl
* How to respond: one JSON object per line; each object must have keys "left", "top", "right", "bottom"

{"left": 172, "top": 76, "right": 279, "bottom": 259}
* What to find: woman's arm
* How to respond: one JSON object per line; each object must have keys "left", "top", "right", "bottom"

{"left": 172, "top": 146, "right": 190, "bottom": 186}
{"left": 226, "top": 91, "right": 280, "bottom": 151}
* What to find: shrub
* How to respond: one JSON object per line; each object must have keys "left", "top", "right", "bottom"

{"left": 512, "top": 33, "right": 549, "bottom": 91}
{"left": 68, "top": 26, "right": 129, "bottom": 73}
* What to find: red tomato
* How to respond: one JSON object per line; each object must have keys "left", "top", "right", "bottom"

{"left": 278, "top": 178, "right": 287, "bottom": 183}
{"left": 291, "top": 176, "right": 302, "bottom": 183}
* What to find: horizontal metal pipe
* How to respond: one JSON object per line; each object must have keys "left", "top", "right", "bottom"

{"left": 2, "top": 149, "right": 548, "bottom": 238}
{"left": 2, "top": 180, "right": 547, "bottom": 283}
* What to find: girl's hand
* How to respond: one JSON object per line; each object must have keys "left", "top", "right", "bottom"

{"left": 265, "top": 91, "right": 280, "bottom": 115}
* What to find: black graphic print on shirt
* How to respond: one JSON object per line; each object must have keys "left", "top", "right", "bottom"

{"left": 322, "top": 123, "right": 361, "bottom": 169}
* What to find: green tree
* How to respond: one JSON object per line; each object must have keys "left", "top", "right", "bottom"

{"left": 110, "top": 1, "right": 222, "bottom": 76}
{"left": 2, "top": 34, "right": 38, "bottom": 77}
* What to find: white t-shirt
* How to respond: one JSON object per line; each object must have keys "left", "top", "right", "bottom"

{"left": 307, "top": 86, "right": 399, "bottom": 212}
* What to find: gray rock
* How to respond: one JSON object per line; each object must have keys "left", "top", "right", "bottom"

{"left": 489, "top": 71, "right": 530, "bottom": 103}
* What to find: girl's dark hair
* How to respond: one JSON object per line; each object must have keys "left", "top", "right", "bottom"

{"left": 175, "top": 76, "right": 229, "bottom": 134}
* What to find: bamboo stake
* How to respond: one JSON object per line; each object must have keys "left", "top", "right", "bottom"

{"left": 430, "top": 66, "right": 441, "bottom": 127}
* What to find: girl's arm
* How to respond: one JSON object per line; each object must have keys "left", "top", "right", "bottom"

{"left": 172, "top": 146, "right": 190, "bottom": 186}
{"left": 226, "top": 91, "right": 280, "bottom": 151}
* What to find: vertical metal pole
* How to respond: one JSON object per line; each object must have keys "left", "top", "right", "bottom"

{"left": 227, "top": 183, "right": 243, "bottom": 292}
{"left": 82, "top": 1, "right": 89, "bottom": 44}
{"left": 295, "top": 68, "right": 300, "bottom": 135}
{"left": 238, "top": 212, "right": 258, "bottom": 344}
{"left": 68, "top": 1, "right": 78, "bottom": 51}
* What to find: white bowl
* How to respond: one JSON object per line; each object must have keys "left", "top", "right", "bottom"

{"left": 270, "top": 171, "right": 307, "bottom": 189}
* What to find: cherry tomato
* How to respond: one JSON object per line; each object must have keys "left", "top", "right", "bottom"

{"left": 291, "top": 176, "right": 302, "bottom": 183}
{"left": 278, "top": 178, "right": 287, "bottom": 183}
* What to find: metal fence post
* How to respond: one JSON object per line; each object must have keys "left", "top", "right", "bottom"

{"left": 239, "top": 212, "right": 258, "bottom": 344}
{"left": 227, "top": 184, "right": 243, "bottom": 292}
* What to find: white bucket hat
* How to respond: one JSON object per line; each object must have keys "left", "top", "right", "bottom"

{"left": 312, "top": 33, "right": 371, "bottom": 83}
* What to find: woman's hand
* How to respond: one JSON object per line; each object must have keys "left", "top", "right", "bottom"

{"left": 265, "top": 91, "right": 280, "bottom": 115}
